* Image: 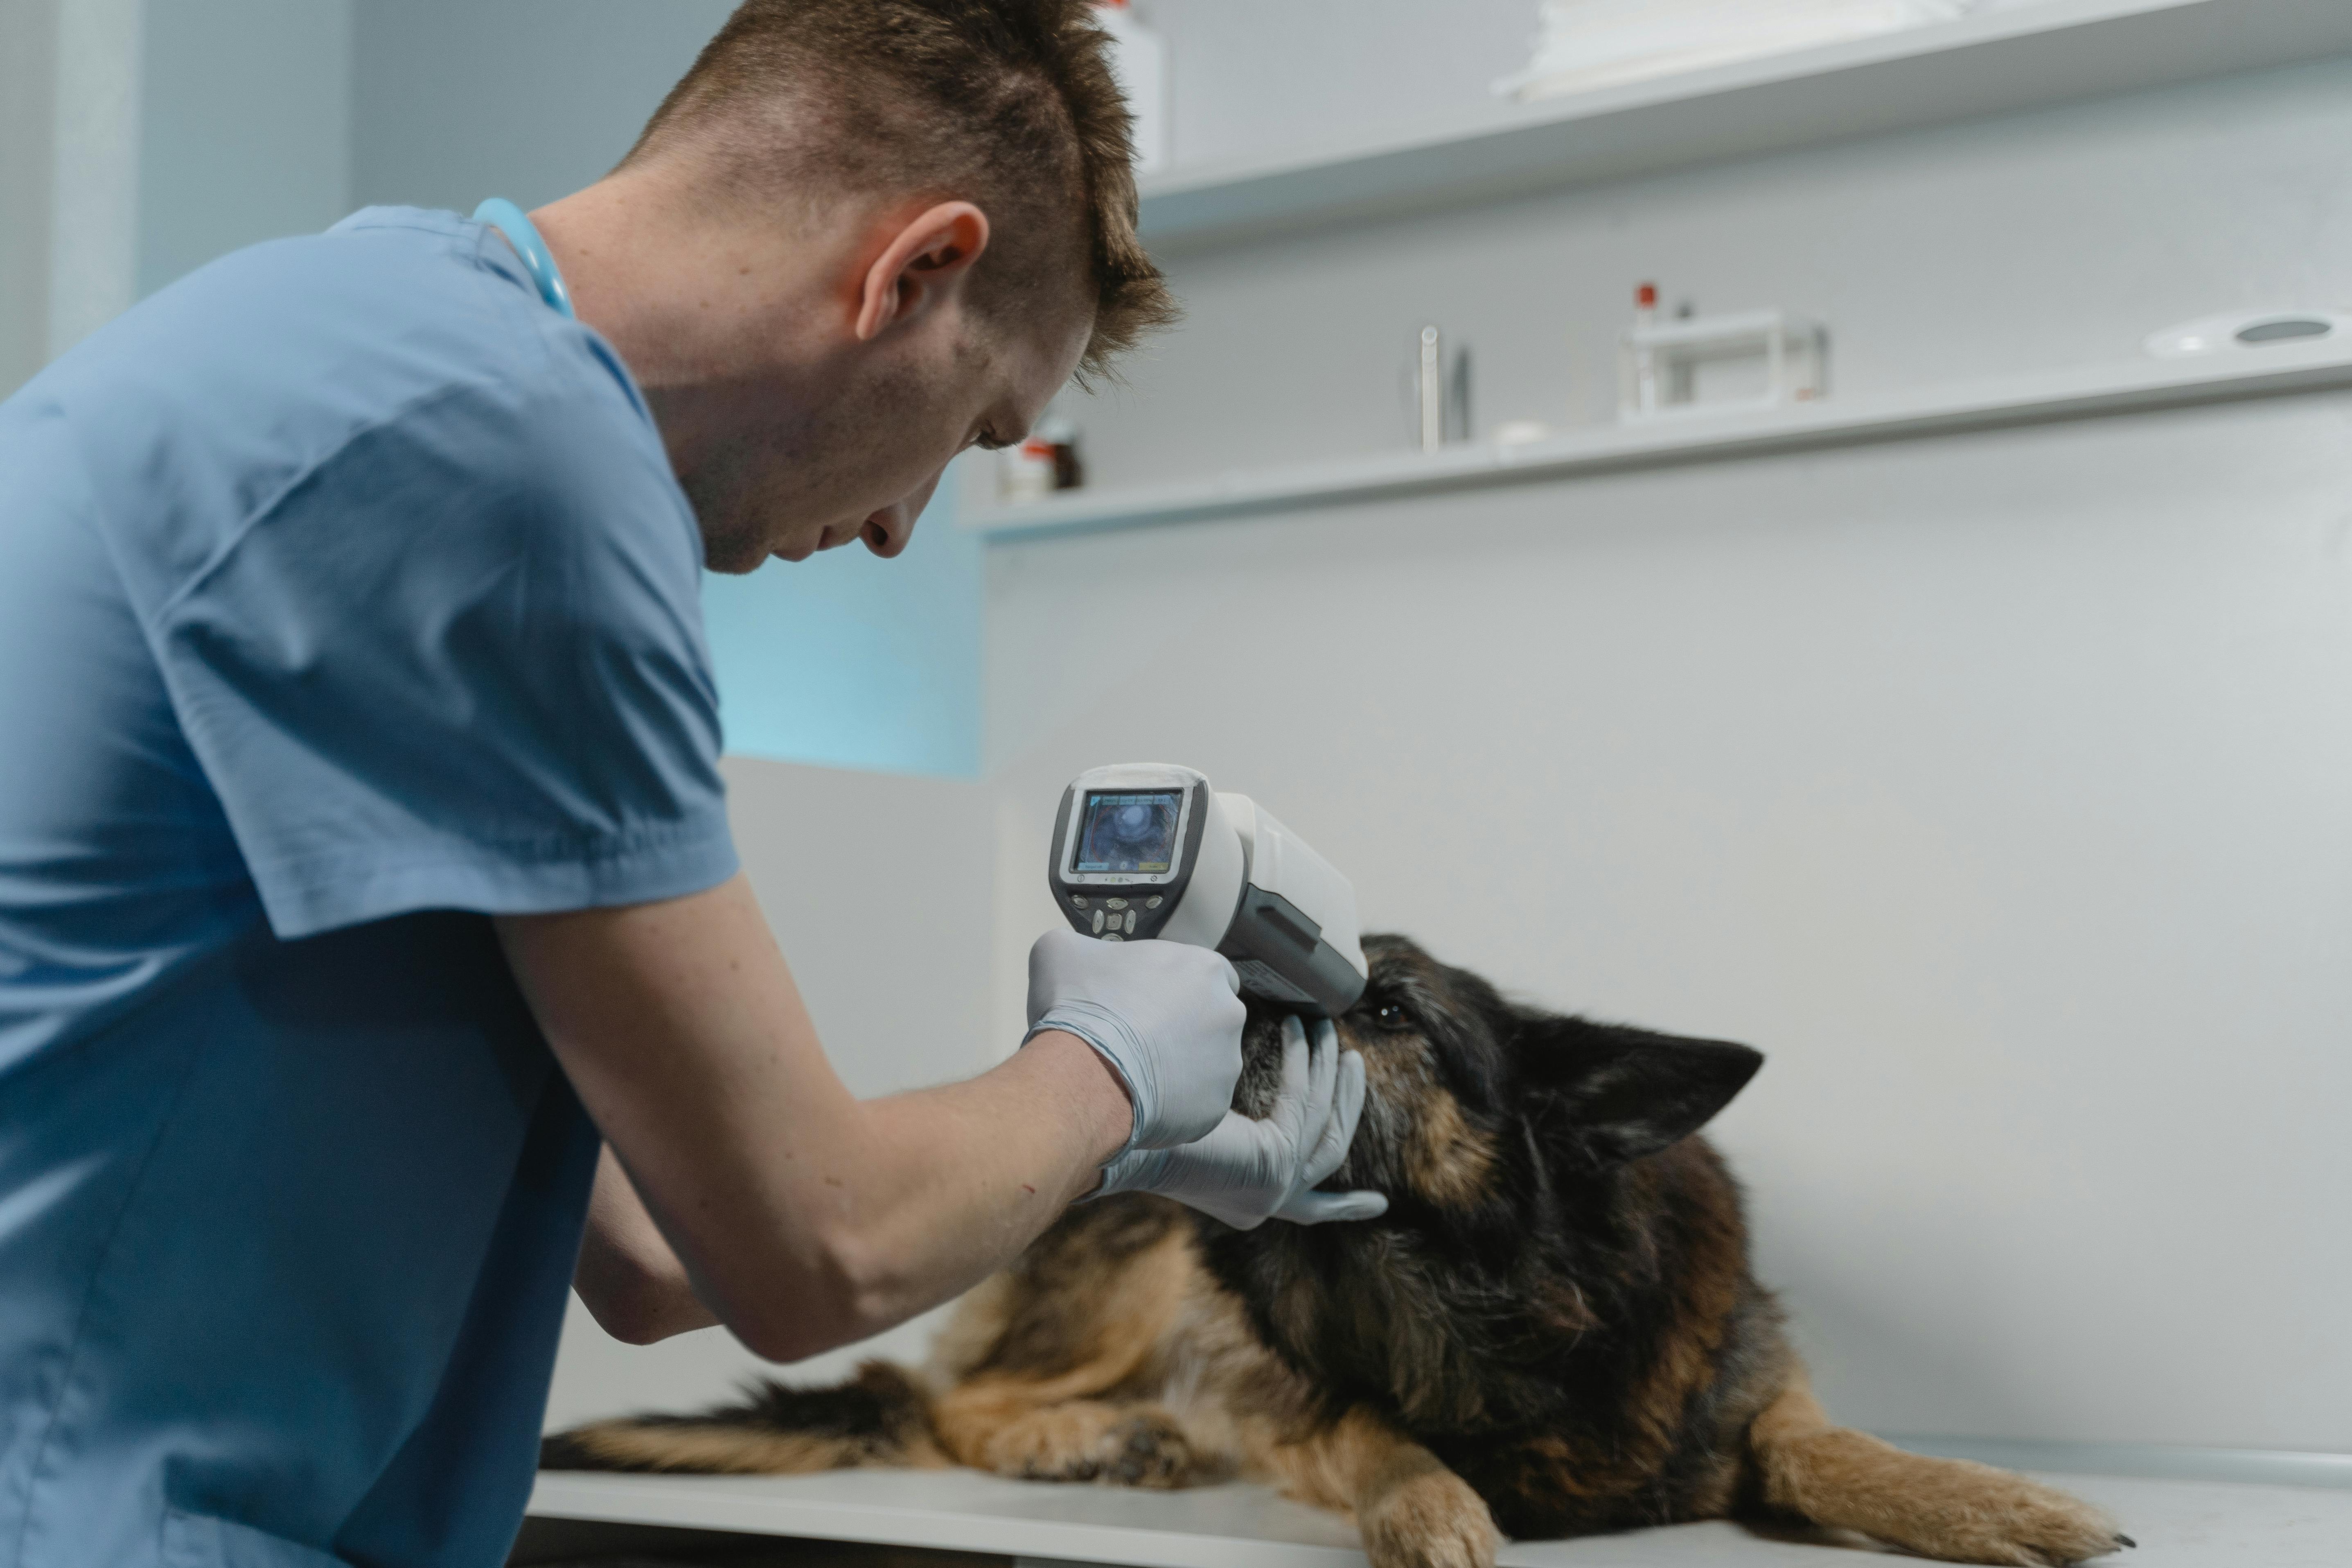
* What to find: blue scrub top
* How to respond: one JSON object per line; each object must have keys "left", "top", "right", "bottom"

{"left": 0, "top": 209, "right": 740, "bottom": 1567}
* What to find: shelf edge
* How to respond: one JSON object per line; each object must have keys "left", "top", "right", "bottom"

{"left": 959, "top": 346, "right": 2352, "bottom": 541}
{"left": 1134, "top": 0, "right": 2352, "bottom": 252}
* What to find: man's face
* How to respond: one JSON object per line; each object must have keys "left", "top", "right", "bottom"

{"left": 683, "top": 296, "right": 1091, "bottom": 574}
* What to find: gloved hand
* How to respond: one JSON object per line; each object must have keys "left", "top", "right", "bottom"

{"left": 1025, "top": 927, "right": 1246, "bottom": 1153}
{"left": 1094, "top": 1015, "right": 1389, "bottom": 1230}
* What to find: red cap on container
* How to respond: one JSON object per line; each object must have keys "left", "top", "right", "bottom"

{"left": 1637, "top": 283, "right": 1658, "bottom": 307}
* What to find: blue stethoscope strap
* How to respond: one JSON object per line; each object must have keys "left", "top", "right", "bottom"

{"left": 472, "top": 198, "right": 575, "bottom": 319}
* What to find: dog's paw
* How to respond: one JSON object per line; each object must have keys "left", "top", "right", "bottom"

{"left": 1099, "top": 1409, "right": 1197, "bottom": 1488}
{"left": 1360, "top": 1469, "right": 1502, "bottom": 1568}
{"left": 1875, "top": 1460, "right": 2131, "bottom": 1566}
{"left": 981, "top": 1401, "right": 1198, "bottom": 1488}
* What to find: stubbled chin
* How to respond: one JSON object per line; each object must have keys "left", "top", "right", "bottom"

{"left": 768, "top": 527, "right": 846, "bottom": 564}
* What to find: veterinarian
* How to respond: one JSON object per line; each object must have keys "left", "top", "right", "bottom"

{"left": 0, "top": 5, "right": 1385, "bottom": 1566}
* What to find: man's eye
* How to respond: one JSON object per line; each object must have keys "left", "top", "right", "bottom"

{"left": 974, "top": 429, "right": 1008, "bottom": 451}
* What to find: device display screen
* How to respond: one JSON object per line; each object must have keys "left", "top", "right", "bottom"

{"left": 1073, "top": 790, "right": 1183, "bottom": 875}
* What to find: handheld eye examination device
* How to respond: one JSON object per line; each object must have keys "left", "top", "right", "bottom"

{"left": 1050, "top": 764, "right": 1368, "bottom": 1016}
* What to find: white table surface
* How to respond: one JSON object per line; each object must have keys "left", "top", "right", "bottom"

{"left": 529, "top": 1466, "right": 2352, "bottom": 1568}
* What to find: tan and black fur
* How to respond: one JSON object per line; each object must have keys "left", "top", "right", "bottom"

{"left": 544, "top": 935, "right": 2131, "bottom": 1568}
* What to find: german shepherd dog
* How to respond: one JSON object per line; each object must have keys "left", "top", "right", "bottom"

{"left": 543, "top": 936, "right": 2132, "bottom": 1567}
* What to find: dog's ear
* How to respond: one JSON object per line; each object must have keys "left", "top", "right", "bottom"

{"left": 1518, "top": 1019, "right": 1763, "bottom": 1165}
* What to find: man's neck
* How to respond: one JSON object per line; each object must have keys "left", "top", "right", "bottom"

{"left": 528, "top": 173, "right": 841, "bottom": 475}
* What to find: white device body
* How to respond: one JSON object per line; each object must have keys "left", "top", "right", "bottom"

{"left": 1049, "top": 764, "right": 1368, "bottom": 1015}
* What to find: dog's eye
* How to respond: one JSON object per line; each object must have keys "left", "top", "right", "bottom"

{"left": 1372, "top": 1001, "right": 1413, "bottom": 1031}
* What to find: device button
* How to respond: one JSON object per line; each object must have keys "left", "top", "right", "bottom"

{"left": 1105, "top": 897, "right": 1128, "bottom": 910}
{"left": 1091, "top": 909, "right": 1106, "bottom": 934}
{"left": 1123, "top": 910, "right": 1137, "bottom": 934}
{"left": 1145, "top": 896, "right": 1163, "bottom": 909}
{"left": 1102, "top": 932, "right": 1125, "bottom": 942}
{"left": 1069, "top": 895, "right": 1089, "bottom": 909}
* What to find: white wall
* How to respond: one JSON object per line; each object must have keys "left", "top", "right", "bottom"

{"left": 986, "top": 399, "right": 2352, "bottom": 1453}
{"left": 991, "top": 53, "right": 2352, "bottom": 1453}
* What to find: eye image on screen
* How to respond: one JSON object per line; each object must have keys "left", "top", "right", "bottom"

{"left": 1074, "top": 790, "right": 1182, "bottom": 874}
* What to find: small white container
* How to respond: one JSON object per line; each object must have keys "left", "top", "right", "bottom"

{"left": 999, "top": 415, "right": 1083, "bottom": 503}
{"left": 1094, "top": 1, "right": 1169, "bottom": 174}
{"left": 999, "top": 439, "right": 1057, "bottom": 504}
{"left": 2144, "top": 309, "right": 2349, "bottom": 359}
{"left": 1618, "top": 307, "right": 1827, "bottom": 420}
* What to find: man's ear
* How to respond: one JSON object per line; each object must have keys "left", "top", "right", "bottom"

{"left": 1520, "top": 1018, "right": 1763, "bottom": 1166}
{"left": 856, "top": 201, "right": 990, "bottom": 342}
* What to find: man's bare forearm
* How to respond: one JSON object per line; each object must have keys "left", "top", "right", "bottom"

{"left": 606, "top": 1026, "right": 1129, "bottom": 1359}
{"left": 816, "top": 1029, "right": 1123, "bottom": 1309}
{"left": 503, "top": 875, "right": 1134, "bottom": 1363}
{"left": 574, "top": 1032, "right": 1123, "bottom": 1352}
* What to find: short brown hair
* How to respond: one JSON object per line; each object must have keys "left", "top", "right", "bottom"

{"left": 625, "top": 0, "right": 1176, "bottom": 380}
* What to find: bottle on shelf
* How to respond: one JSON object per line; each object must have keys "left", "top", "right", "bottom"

{"left": 1000, "top": 416, "right": 1084, "bottom": 503}
{"left": 1412, "top": 326, "right": 1474, "bottom": 452}
{"left": 1037, "top": 415, "right": 1084, "bottom": 491}
{"left": 1418, "top": 325, "right": 1443, "bottom": 453}
{"left": 1631, "top": 282, "right": 1659, "bottom": 413}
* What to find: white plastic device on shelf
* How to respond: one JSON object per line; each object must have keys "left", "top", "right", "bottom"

{"left": 1619, "top": 303, "right": 1827, "bottom": 420}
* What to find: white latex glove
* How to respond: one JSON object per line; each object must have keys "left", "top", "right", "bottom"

{"left": 1024, "top": 927, "right": 1245, "bottom": 1153}
{"left": 1094, "top": 1015, "right": 1389, "bottom": 1230}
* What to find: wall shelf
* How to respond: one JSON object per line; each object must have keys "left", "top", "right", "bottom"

{"left": 1136, "top": 0, "right": 2352, "bottom": 252}
{"left": 959, "top": 343, "right": 2352, "bottom": 540}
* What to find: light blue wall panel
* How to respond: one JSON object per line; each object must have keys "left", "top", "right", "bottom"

{"left": 700, "top": 462, "right": 983, "bottom": 779}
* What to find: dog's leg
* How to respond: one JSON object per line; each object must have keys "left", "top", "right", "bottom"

{"left": 1261, "top": 1407, "right": 1500, "bottom": 1568}
{"left": 934, "top": 1379, "right": 1198, "bottom": 1487}
{"left": 929, "top": 1218, "right": 1206, "bottom": 1487}
{"left": 1747, "top": 1370, "right": 2131, "bottom": 1566}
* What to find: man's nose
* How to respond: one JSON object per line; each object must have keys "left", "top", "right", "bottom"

{"left": 863, "top": 469, "right": 946, "bottom": 558}
{"left": 859, "top": 509, "right": 909, "bottom": 558}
